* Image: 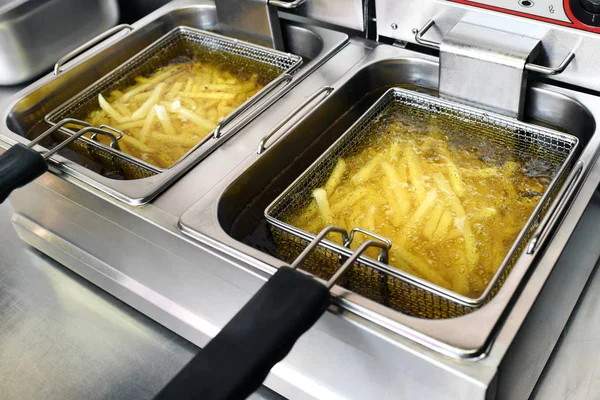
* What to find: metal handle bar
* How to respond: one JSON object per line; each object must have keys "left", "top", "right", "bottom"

{"left": 257, "top": 86, "right": 333, "bottom": 154}
{"left": 214, "top": 74, "right": 293, "bottom": 139}
{"left": 54, "top": 24, "right": 134, "bottom": 75}
{"left": 30, "top": 119, "right": 120, "bottom": 159}
{"left": 289, "top": 226, "right": 391, "bottom": 289}
{"left": 412, "top": 19, "right": 575, "bottom": 75}
{"left": 527, "top": 161, "right": 585, "bottom": 255}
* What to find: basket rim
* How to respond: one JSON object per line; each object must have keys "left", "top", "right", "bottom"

{"left": 264, "top": 86, "right": 579, "bottom": 308}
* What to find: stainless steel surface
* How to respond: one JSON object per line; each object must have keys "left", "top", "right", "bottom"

{"left": 0, "top": 0, "right": 119, "bottom": 85}
{"left": 500, "top": 190, "right": 600, "bottom": 400}
{"left": 2, "top": 193, "right": 599, "bottom": 400}
{"left": 525, "top": 52, "right": 577, "bottom": 75}
{"left": 257, "top": 85, "right": 333, "bottom": 153}
{"left": 0, "top": 201, "right": 282, "bottom": 400}
{"left": 40, "top": 127, "right": 120, "bottom": 161}
{"left": 531, "top": 197, "right": 600, "bottom": 400}
{"left": 216, "top": 0, "right": 284, "bottom": 50}
{"left": 1, "top": 0, "right": 348, "bottom": 206}
{"left": 53, "top": 24, "right": 134, "bottom": 76}
{"left": 0, "top": 204, "right": 196, "bottom": 400}
{"left": 279, "top": 0, "right": 365, "bottom": 31}
{"left": 439, "top": 21, "right": 541, "bottom": 117}
{"left": 264, "top": 85, "right": 578, "bottom": 322}
{"left": 413, "top": 18, "right": 576, "bottom": 117}
{"left": 376, "top": 0, "right": 596, "bottom": 90}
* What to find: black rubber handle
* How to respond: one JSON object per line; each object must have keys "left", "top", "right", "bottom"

{"left": 155, "top": 266, "right": 331, "bottom": 400}
{"left": 0, "top": 144, "right": 47, "bottom": 204}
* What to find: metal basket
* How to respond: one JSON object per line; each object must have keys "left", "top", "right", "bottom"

{"left": 265, "top": 87, "right": 579, "bottom": 318}
{"left": 44, "top": 26, "right": 303, "bottom": 178}
{"left": 26, "top": 121, "right": 156, "bottom": 180}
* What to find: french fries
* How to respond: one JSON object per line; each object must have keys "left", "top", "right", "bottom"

{"left": 286, "top": 115, "right": 552, "bottom": 298}
{"left": 84, "top": 61, "right": 264, "bottom": 168}
{"left": 325, "top": 158, "right": 347, "bottom": 195}
{"left": 313, "top": 188, "right": 333, "bottom": 224}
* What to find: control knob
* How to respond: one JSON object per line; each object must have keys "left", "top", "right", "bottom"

{"left": 571, "top": 0, "right": 600, "bottom": 26}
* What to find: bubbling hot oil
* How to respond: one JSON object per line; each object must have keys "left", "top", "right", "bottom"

{"left": 285, "top": 107, "right": 558, "bottom": 298}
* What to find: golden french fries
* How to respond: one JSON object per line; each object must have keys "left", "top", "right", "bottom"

{"left": 325, "top": 158, "right": 347, "bottom": 195}
{"left": 84, "top": 61, "right": 264, "bottom": 168}
{"left": 285, "top": 115, "right": 552, "bottom": 298}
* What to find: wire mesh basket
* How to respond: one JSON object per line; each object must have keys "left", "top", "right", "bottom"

{"left": 265, "top": 87, "right": 579, "bottom": 319}
{"left": 43, "top": 26, "right": 303, "bottom": 179}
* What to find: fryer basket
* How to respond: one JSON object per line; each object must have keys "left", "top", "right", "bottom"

{"left": 265, "top": 87, "right": 579, "bottom": 318}
{"left": 44, "top": 26, "right": 303, "bottom": 179}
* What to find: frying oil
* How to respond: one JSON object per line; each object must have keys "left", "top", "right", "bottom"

{"left": 284, "top": 105, "right": 559, "bottom": 298}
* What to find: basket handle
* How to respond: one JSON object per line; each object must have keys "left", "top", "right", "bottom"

{"left": 526, "top": 160, "right": 585, "bottom": 255}
{"left": 257, "top": 86, "right": 334, "bottom": 154}
{"left": 54, "top": 24, "right": 134, "bottom": 75}
{"left": 213, "top": 74, "right": 294, "bottom": 139}
{"left": 155, "top": 227, "right": 387, "bottom": 400}
{"left": 0, "top": 120, "right": 121, "bottom": 203}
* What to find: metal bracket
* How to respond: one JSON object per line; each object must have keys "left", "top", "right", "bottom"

{"left": 216, "top": 0, "right": 285, "bottom": 50}
{"left": 269, "top": 0, "right": 308, "bottom": 8}
{"left": 412, "top": 19, "right": 575, "bottom": 118}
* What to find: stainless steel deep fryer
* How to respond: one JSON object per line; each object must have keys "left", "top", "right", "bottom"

{"left": 265, "top": 87, "right": 579, "bottom": 318}
{"left": 38, "top": 26, "right": 302, "bottom": 202}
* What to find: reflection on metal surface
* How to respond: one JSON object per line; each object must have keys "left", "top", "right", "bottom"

{"left": 0, "top": 202, "right": 196, "bottom": 400}
{"left": 0, "top": 0, "right": 119, "bottom": 84}
{"left": 439, "top": 21, "right": 541, "bottom": 118}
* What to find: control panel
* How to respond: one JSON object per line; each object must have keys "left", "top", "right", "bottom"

{"left": 450, "top": 0, "right": 600, "bottom": 32}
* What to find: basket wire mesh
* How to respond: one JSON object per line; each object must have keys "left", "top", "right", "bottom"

{"left": 43, "top": 26, "right": 302, "bottom": 180}
{"left": 265, "top": 87, "right": 579, "bottom": 319}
